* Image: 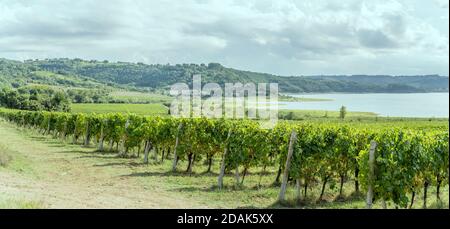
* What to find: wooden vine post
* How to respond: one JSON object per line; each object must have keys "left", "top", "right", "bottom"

{"left": 218, "top": 129, "right": 232, "bottom": 190}
{"left": 278, "top": 130, "right": 297, "bottom": 202}
{"left": 62, "top": 121, "right": 68, "bottom": 140}
{"left": 143, "top": 140, "right": 151, "bottom": 164}
{"left": 98, "top": 119, "right": 105, "bottom": 151}
{"left": 72, "top": 120, "right": 78, "bottom": 144}
{"left": 119, "top": 119, "right": 130, "bottom": 156}
{"left": 172, "top": 123, "right": 183, "bottom": 172}
{"left": 46, "top": 117, "right": 51, "bottom": 135}
{"left": 152, "top": 144, "right": 159, "bottom": 162}
{"left": 234, "top": 165, "right": 240, "bottom": 185}
{"left": 21, "top": 116, "right": 25, "bottom": 128}
{"left": 366, "top": 140, "right": 377, "bottom": 209}
{"left": 84, "top": 119, "right": 90, "bottom": 146}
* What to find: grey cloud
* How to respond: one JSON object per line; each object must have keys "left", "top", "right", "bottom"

{"left": 0, "top": 0, "right": 123, "bottom": 40}
{"left": 183, "top": 15, "right": 364, "bottom": 61}
{"left": 1, "top": 19, "right": 116, "bottom": 39}
{"left": 357, "top": 29, "right": 398, "bottom": 49}
{"left": 383, "top": 14, "right": 406, "bottom": 37}
{"left": 0, "top": 0, "right": 448, "bottom": 76}
{"left": 434, "top": 0, "right": 449, "bottom": 8}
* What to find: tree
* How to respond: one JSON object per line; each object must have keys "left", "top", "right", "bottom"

{"left": 0, "top": 87, "right": 71, "bottom": 112}
{"left": 339, "top": 106, "right": 347, "bottom": 120}
{"left": 284, "top": 111, "right": 294, "bottom": 120}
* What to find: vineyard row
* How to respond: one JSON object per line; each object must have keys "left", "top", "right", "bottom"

{"left": 0, "top": 108, "right": 448, "bottom": 208}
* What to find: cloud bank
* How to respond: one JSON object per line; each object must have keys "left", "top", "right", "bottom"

{"left": 0, "top": 0, "right": 448, "bottom": 76}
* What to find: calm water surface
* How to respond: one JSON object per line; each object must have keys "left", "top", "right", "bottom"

{"left": 281, "top": 93, "right": 449, "bottom": 118}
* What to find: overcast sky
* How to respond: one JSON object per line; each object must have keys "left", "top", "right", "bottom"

{"left": 0, "top": 0, "right": 448, "bottom": 76}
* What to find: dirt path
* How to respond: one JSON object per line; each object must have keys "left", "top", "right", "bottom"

{"left": 0, "top": 121, "right": 206, "bottom": 208}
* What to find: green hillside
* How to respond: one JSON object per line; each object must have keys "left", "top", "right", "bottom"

{"left": 1, "top": 58, "right": 448, "bottom": 93}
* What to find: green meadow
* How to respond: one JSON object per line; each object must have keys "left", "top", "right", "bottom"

{"left": 71, "top": 103, "right": 169, "bottom": 116}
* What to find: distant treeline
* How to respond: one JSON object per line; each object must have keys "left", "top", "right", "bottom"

{"left": 0, "top": 84, "right": 168, "bottom": 112}
{"left": 0, "top": 85, "right": 118, "bottom": 112}
{"left": 0, "top": 58, "right": 448, "bottom": 93}
{"left": 0, "top": 86, "right": 71, "bottom": 112}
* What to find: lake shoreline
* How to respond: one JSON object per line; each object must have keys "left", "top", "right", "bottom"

{"left": 278, "top": 92, "right": 449, "bottom": 118}
{"left": 283, "top": 91, "right": 449, "bottom": 95}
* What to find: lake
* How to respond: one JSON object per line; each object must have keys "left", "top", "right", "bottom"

{"left": 281, "top": 93, "right": 449, "bottom": 118}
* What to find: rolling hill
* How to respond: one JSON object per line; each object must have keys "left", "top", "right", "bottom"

{"left": 1, "top": 58, "right": 448, "bottom": 93}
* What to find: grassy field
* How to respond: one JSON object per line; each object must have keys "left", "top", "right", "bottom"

{"left": 0, "top": 120, "right": 448, "bottom": 209}
{"left": 31, "top": 71, "right": 105, "bottom": 88}
{"left": 70, "top": 102, "right": 376, "bottom": 119}
{"left": 108, "top": 90, "right": 333, "bottom": 104}
{"left": 71, "top": 103, "right": 169, "bottom": 116}
{"left": 109, "top": 91, "right": 173, "bottom": 104}
{"left": 0, "top": 196, "right": 44, "bottom": 209}
{"left": 279, "top": 94, "right": 333, "bottom": 102}
{"left": 279, "top": 109, "right": 377, "bottom": 119}
{"left": 69, "top": 103, "right": 450, "bottom": 128}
